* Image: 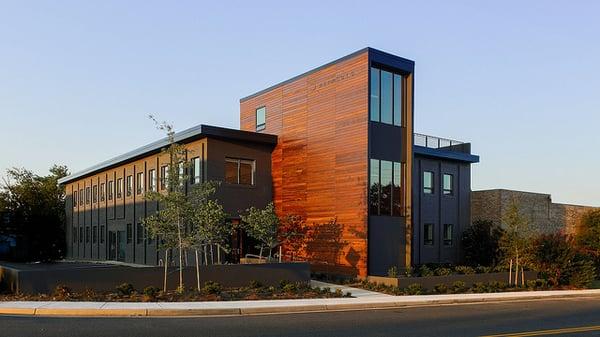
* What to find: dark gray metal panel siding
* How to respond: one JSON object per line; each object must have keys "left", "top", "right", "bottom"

{"left": 367, "top": 216, "right": 406, "bottom": 276}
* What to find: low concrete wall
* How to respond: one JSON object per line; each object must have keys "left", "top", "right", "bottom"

{"left": 368, "top": 271, "right": 538, "bottom": 290}
{"left": 1, "top": 262, "right": 310, "bottom": 294}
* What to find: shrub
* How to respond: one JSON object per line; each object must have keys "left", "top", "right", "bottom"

{"left": 282, "top": 283, "right": 298, "bottom": 293}
{"left": 455, "top": 266, "right": 476, "bottom": 275}
{"left": 405, "top": 283, "right": 424, "bottom": 295}
{"left": 53, "top": 285, "right": 72, "bottom": 299}
{"left": 475, "top": 266, "right": 492, "bottom": 274}
{"left": 249, "top": 280, "right": 263, "bottom": 289}
{"left": 462, "top": 220, "right": 504, "bottom": 267}
{"left": 404, "top": 267, "right": 414, "bottom": 277}
{"left": 417, "top": 265, "right": 434, "bottom": 277}
{"left": 566, "top": 259, "right": 596, "bottom": 288}
{"left": 387, "top": 266, "right": 398, "bottom": 278}
{"left": 279, "top": 280, "right": 291, "bottom": 289}
{"left": 451, "top": 281, "right": 468, "bottom": 294}
{"left": 434, "top": 267, "right": 452, "bottom": 276}
{"left": 116, "top": 283, "right": 134, "bottom": 296}
{"left": 334, "top": 288, "right": 343, "bottom": 297}
{"left": 576, "top": 209, "right": 600, "bottom": 277}
{"left": 471, "top": 282, "right": 487, "bottom": 293}
{"left": 433, "top": 283, "right": 448, "bottom": 294}
{"left": 203, "top": 281, "right": 222, "bottom": 294}
{"left": 143, "top": 286, "right": 161, "bottom": 298}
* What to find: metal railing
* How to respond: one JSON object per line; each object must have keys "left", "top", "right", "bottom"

{"left": 414, "top": 133, "right": 464, "bottom": 149}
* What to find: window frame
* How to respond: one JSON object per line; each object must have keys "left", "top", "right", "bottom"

{"left": 108, "top": 181, "right": 114, "bottom": 200}
{"left": 126, "top": 175, "right": 133, "bottom": 197}
{"left": 190, "top": 157, "right": 202, "bottom": 184}
{"left": 443, "top": 173, "right": 454, "bottom": 196}
{"left": 443, "top": 224, "right": 454, "bottom": 246}
{"left": 73, "top": 190, "right": 78, "bottom": 207}
{"left": 100, "top": 225, "right": 105, "bottom": 244}
{"left": 136, "top": 223, "right": 144, "bottom": 244}
{"left": 100, "top": 182, "right": 105, "bottom": 201}
{"left": 424, "top": 223, "right": 434, "bottom": 246}
{"left": 160, "top": 165, "right": 169, "bottom": 190}
{"left": 370, "top": 66, "right": 403, "bottom": 126}
{"left": 224, "top": 157, "right": 255, "bottom": 186}
{"left": 136, "top": 172, "right": 144, "bottom": 194}
{"left": 126, "top": 223, "right": 133, "bottom": 244}
{"left": 423, "top": 171, "right": 434, "bottom": 194}
{"left": 85, "top": 187, "right": 90, "bottom": 204}
{"left": 149, "top": 169, "right": 157, "bottom": 191}
{"left": 92, "top": 185, "right": 98, "bottom": 203}
{"left": 256, "top": 106, "right": 266, "bottom": 131}
{"left": 116, "top": 178, "right": 123, "bottom": 198}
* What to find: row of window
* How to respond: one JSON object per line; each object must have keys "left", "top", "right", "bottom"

{"left": 369, "top": 159, "right": 404, "bottom": 216}
{"left": 73, "top": 223, "right": 153, "bottom": 245}
{"left": 423, "top": 223, "right": 454, "bottom": 246}
{"left": 423, "top": 171, "right": 454, "bottom": 195}
{"left": 370, "top": 66, "right": 403, "bottom": 126}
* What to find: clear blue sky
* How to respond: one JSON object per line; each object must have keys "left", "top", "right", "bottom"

{"left": 0, "top": 1, "right": 598, "bottom": 206}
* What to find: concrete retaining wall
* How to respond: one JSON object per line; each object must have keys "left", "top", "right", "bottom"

{"left": 368, "top": 271, "right": 538, "bottom": 290}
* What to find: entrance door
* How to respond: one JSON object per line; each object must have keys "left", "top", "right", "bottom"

{"left": 108, "top": 231, "right": 126, "bottom": 262}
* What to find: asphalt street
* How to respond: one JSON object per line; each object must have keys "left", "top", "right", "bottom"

{"left": 1, "top": 297, "right": 600, "bottom": 337}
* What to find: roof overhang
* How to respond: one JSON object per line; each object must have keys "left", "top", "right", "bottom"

{"left": 414, "top": 145, "right": 480, "bottom": 163}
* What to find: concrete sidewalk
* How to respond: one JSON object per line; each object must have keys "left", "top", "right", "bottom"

{"left": 1, "top": 289, "right": 600, "bottom": 317}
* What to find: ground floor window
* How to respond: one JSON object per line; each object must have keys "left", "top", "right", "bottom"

{"left": 424, "top": 223, "right": 434, "bottom": 245}
{"left": 370, "top": 158, "right": 404, "bottom": 216}
{"left": 443, "top": 224, "right": 454, "bottom": 246}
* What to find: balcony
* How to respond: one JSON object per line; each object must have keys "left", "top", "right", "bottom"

{"left": 413, "top": 133, "right": 479, "bottom": 163}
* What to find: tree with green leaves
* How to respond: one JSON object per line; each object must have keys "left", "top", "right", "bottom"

{"left": 187, "top": 180, "right": 229, "bottom": 291}
{"left": 462, "top": 219, "right": 504, "bottom": 267}
{"left": 576, "top": 209, "right": 600, "bottom": 277}
{"left": 241, "top": 202, "right": 280, "bottom": 260}
{"left": 500, "top": 199, "right": 535, "bottom": 286}
{"left": 278, "top": 214, "right": 308, "bottom": 261}
{"left": 0, "top": 165, "right": 68, "bottom": 262}
{"left": 142, "top": 116, "right": 190, "bottom": 292}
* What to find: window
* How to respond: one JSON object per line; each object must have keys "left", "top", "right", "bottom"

{"left": 370, "top": 66, "right": 403, "bottom": 126}
{"left": 443, "top": 224, "right": 454, "bottom": 246}
{"left": 136, "top": 223, "right": 144, "bottom": 244}
{"left": 79, "top": 189, "right": 83, "bottom": 204}
{"left": 256, "top": 106, "right": 266, "bottom": 131}
{"left": 73, "top": 191, "right": 78, "bottom": 207}
{"left": 79, "top": 226, "right": 83, "bottom": 243}
{"left": 85, "top": 227, "right": 90, "bottom": 243}
{"left": 100, "top": 183, "right": 105, "bottom": 201}
{"left": 381, "top": 70, "right": 393, "bottom": 124}
{"left": 108, "top": 181, "right": 114, "bottom": 200}
{"left": 443, "top": 174, "right": 453, "bottom": 195}
{"left": 424, "top": 224, "right": 434, "bottom": 246}
{"left": 72, "top": 227, "right": 77, "bottom": 243}
{"left": 225, "top": 158, "right": 255, "bottom": 185}
{"left": 126, "top": 223, "right": 132, "bottom": 244}
{"left": 149, "top": 169, "right": 157, "bottom": 191}
{"left": 126, "top": 175, "right": 133, "bottom": 196}
{"left": 92, "top": 226, "right": 97, "bottom": 243}
{"left": 160, "top": 166, "right": 169, "bottom": 190}
{"left": 100, "top": 225, "right": 105, "bottom": 244}
{"left": 137, "top": 172, "right": 144, "bottom": 194}
{"left": 423, "top": 171, "right": 434, "bottom": 194}
{"left": 190, "top": 157, "right": 202, "bottom": 184}
{"left": 92, "top": 185, "right": 97, "bottom": 203}
{"left": 85, "top": 187, "right": 90, "bottom": 204}
{"left": 370, "top": 158, "right": 404, "bottom": 216}
{"left": 370, "top": 67, "right": 380, "bottom": 122}
{"left": 178, "top": 162, "right": 185, "bottom": 187}
{"left": 116, "top": 178, "right": 123, "bottom": 198}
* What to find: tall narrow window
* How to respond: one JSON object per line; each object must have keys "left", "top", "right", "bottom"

{"left": 73, "top": 191, "right": 78, "bottom": 207}
{"left": 369, "top": 159, "right": 380, "bottom": 215}
{"left": 424, "top": 224, "right": 434, "bottom": 246}
{"left": 79, "top": 189, "right": 83, "bottom": 204}
{"left": 190, "top": 157, "right": 202, "bottom": 184}
{"left": 108, "top": 181, "right": 114, "bottom": 200}
{"left": 178, "top": 162, "right": 185, "bottom": 187}
{"left": 92, "top": 185, "right": 97, "bottom": 203}
{"left": 392, "top": 162, "right": 402, "bottom": 216}
{"left": 72, "top": 227, "right": 77, "bottom": 243}
{"left": 256, "top": 106, "right": 266, "bottom": 131}
{"left": 423, "top": 171, "right": 434, "bottom": 194}
{"left": 380, "top": 70, "right": 393, "bottom": 124}
{"left": 116, "top": 178, "right": 123, "bottom": 198}
{"left": 100, "top": 225, "right": 105, "bottom": 243}
{"left": 136, "top": 223, "right": 144, "bottom": 244}
{"left": 225, "top": 158, "right": 255, "bottom": 185}
{"left": 92, "top": 226, "right": 97, "bottom": 243}
{"left": 370, "top": 67, "right": 380, "bottom": 122}
{"left": 443, "top": 174, "right": 453, "bottom": 195}
{"left": 393, "top": 74, "right": 403, "bottom": 126}
{"left": 126, "top": 223, "right": 132, "bottom": 244}
{"left": 79, "top": 226, "right": 83, "bottom": 243}
{"left": 380, "top": 160, "right": 393, "bottom": 215}
{"left": 443, "top": 224, "right": 454, "bottom": 246}
{"left": 100, "top": 183, "right": 105, "bottom": 201}
{"left": 136, "top": 172, "right": 144, "bottom": 194}
{"left": 126, "top": 175, "right": 132, "bottom": 196}
{"left": 160, "top": 166, "right": 169, "bottom": 190}
{"left": 85, "top": 227, "right": 90, "bottom": 243}
{"left": 149, "top": 169, "right": 156, "bottom": 191}
{"left": 85, "top": 187, "right": 90, "bottom": 204}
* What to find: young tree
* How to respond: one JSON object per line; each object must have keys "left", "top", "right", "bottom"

{"left": 241, "top": 202, "right": 279, "bottom": 260}
{"left": 187, "top": 180, "right": 229, "bottom": 291}
{"left": 461, "top": 220, "right": 504, "bottom": 267}
{"left": 142, "top": 116, "right": 190, "bottom": 292}
{"left": 500, "top": 199, "right": 535, "bottom": 286}
{"left": 278, "top": 214, "right": 308, "bottom": 261}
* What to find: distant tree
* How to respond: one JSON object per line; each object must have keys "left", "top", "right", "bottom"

{"left": 500, "top": 199, "right": 535, "bottom": 285}
{"left": 0, "top": 165, "right": 68, "bottom": 261}
{"left": 576, "top": 209, "right": 600, "bottom": 276}
{"left": 142, "top": 116, "right": 190, "bottom": 292}
{"left": 461, "top": 220, "right": 504, "bottom": 267}
{"left": 278, "top": 214, "right": 308, "bottom": 261}
{"left": 241, "top": 202, "right": 280, "bottom": 260}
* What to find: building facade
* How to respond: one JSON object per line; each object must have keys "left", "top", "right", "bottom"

{"left": 59, "top": 48, "right": 479, "bottom": 276}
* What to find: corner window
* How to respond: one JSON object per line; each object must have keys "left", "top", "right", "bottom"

{"left": 256, "top": 106, "right": 266, "bottom": 131}
{"left": 443, "top": 224, "right": 454, "bottom": 246}
{"left": 392, "top": 162, "right": 403, "bottom": 216}
{"left": 126, "top": 175, "right": 133, "bottom": 196}
{"left": 225, "top": 158, "right": 255, "bottom": 186}
{"left": 393, "top": 74, "right": 403, "bottom": 126}
{"left": 370, "top": 66, "right": 403, "bottom": 126}
{"left": 116, "top": 178, "right": 123, "bottom": 198}
{"left": 100, "top": 183, "right": 105, "bottom": 201}
{"left": 369, "top": 159, "right": 380, "bottom": 215}
{"left": 369, "top": 158, "right": 404, "bottom": 216}
{"left": 424, "top": 224, "right": 434, "bottom": 246}
{"left": 136, "top": 172, "right": 144, "bottom": 194}
{"left": 149, "top": 169, "right": 156, "bottom": 191}
{"left": 190, "top": 157, "right": 202, "bottom": 184}
{"left": 443, "top": 174, "right": 453, "bottom": 195}
{"left": 370, "top": 67, "right": 380, "bottom": 122}
{"left": 423, "top": 171, "right": 434, "bottom": 194}
{"left": 381, "top": 70, "right": 393, "bottom": 124}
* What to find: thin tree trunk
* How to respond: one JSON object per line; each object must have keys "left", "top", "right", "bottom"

{"left": 259, "top": 246, "right": 263, "bottom": 260}
{"left": 163, "top": 249, "right": 168, "bottom": 292}
{"left": 217, "top": 244, "right": 221, "bottom": 264}
{"left": 177, "top": 217, "right": 183, "bottom": 291}
{"left": 195, "top": 249, "right": 200, "bottom": 291}
{"left": 279, "top": 246, "right": 282, "bottom": 263}
{"left": 515, "top": 251, "right": 520, "bottom": 287}
{"left": 521, "top": 267, "right": 525, "bottom": 287}
{"left": 509, "top": 259, "right": 513, "bottom": 285}
{"left": 210, "top": 244, "right": 214, "bottom": 265}
{"left": 204, "top": 245, "right": 208, "bottom": 265}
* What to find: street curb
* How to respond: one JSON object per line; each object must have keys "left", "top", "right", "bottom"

{"left": 1, "top": 291, "right": 600, "bottom": 317}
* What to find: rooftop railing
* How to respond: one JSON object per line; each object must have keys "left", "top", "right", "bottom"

{"left": 414, "top": 133, "right": 464, "bottom": 149}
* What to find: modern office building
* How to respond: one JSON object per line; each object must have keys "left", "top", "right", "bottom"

{"left": 59, "top": 48, "right": 479, "bottom": 276}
